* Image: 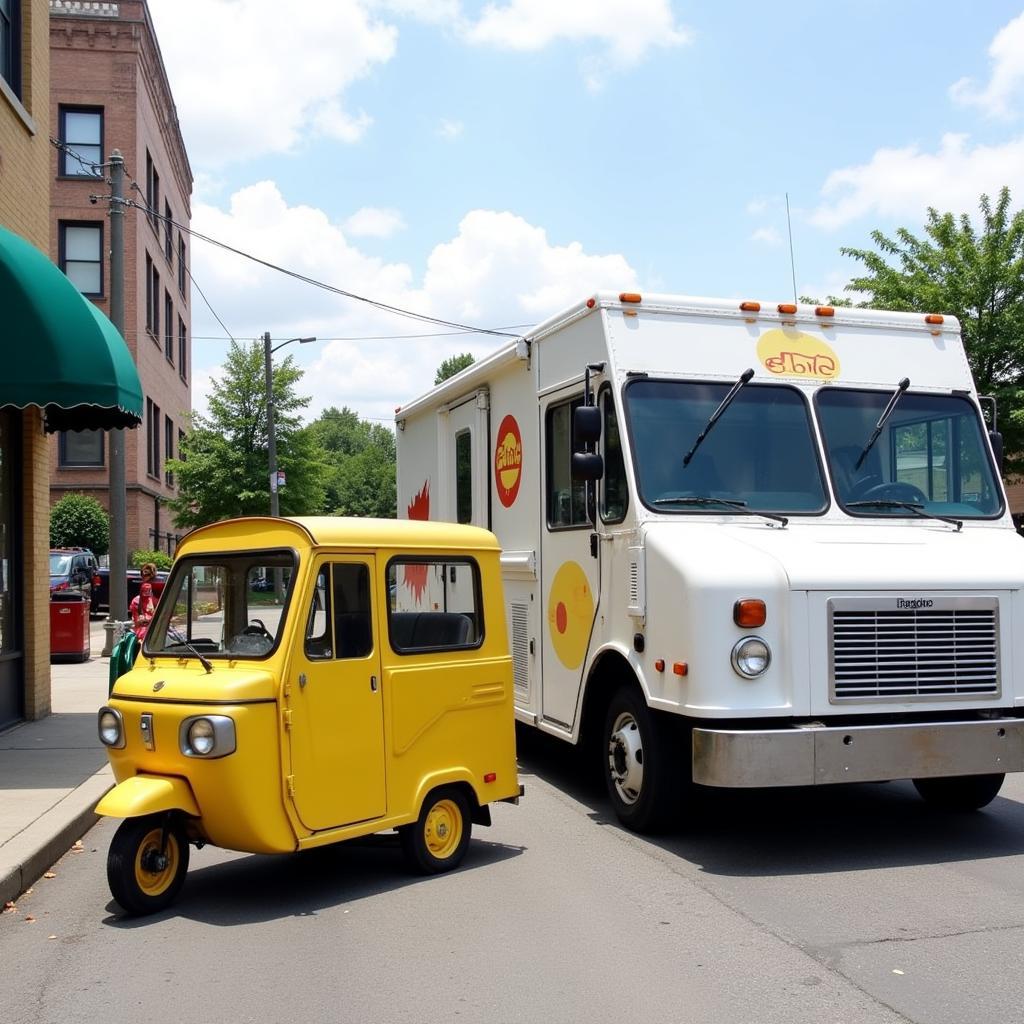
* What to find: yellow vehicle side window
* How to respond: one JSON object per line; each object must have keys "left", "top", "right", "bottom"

{"left": 304, "top": 562, "right": 373, "bottom": 661}
{"left": 386, "top": 558, "right": 483, "bottom": 653}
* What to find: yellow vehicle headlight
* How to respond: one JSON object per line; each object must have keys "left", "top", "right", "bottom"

{"left": 98, "top": 707, "right": 125, "bottom": 748}
{"left": 731, "top": 636, "right": 771, "bottom": 678}
{"left": 179, "top": 715, "right": 236, "bottom": 758}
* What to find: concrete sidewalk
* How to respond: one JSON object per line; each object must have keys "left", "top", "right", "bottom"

{"left": 0, "top": 617, "right": 114, "bottom": 905}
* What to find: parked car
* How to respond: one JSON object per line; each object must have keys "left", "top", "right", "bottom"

{"left": 93, "top": 567, "right": 168, "bottom": 614}
{"left": 49, "top": 548, "right": 100, "bottom": 612}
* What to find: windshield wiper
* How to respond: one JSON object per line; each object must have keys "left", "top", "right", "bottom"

{"left": 166, "top": 627, "right": 214, "bottom": 673}
{"left": 682, "top": 368, "right": 755, "bottom": 467}
{"left": 846, "top": 499, "right": 962, "bottom": 531}
{"left": 855, "top": 377, "right": 910, "bottom": 470}
{"left": 653, "top": 495, "right": 788, "bottom": 527}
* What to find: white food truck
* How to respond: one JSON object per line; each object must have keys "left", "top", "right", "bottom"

{"left": 395, "top": 290, "right": 1024, "bottom": 830}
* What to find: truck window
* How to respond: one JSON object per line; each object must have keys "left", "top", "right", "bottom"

{"left": 601, "top": 389, "right": 628, "bottom": 523}
{"left": 455, "top": 428, "right": 472, "bottom": 524}
{"left": 624, "top": 380, "right": 827, "bottom": 514}
{"left": 546, "top": 397, "right": 589, "bottom": 528}
{"left": 386, "top": 558, "right": 483, "bottom": 652}
{"left": 817, "top": 389, "right": 1002, "bottom": 518}
{"left": 305, "top": 562, "right": 373, "bottom": 660}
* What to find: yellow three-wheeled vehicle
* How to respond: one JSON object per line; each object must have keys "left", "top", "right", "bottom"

{"left": 97, "top": 517, "right": 520, "bottom": 915}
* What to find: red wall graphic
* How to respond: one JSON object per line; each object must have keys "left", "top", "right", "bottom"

{"left": 404, "top": 480, "right": 430, "bottom": 602}
{"left": 494, "top": 414, "right": 523, "bottom": 508}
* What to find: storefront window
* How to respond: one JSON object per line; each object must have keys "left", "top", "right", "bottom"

{"left": 0, "top": 411, "right": 13, "bottom": 655}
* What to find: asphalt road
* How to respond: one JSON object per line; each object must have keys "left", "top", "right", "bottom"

{"left": 3, "top": 726, "right": 1024, "bottom": 1024}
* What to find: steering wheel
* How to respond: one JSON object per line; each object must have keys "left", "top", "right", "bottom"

{"left": 856, "top": 481, "right": 928, "bottom": 505}
{"left": 243, "top": 617, "right": 273, "bottom": 640}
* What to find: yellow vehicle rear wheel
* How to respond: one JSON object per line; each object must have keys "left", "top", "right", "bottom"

{"left": 400, "top": 786, "right": 472, "bottom": 875}
{"left": 107, "top": 814, "right": 190, "bottom": 916}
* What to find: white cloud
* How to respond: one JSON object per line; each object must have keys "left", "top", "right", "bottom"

{"left": 461, "top": 0, "right": 690, "bottom": 66}
{"left": 438, "top": 118, "right": 465, "bottom": 139}
{"left": 378, "top": 0, "right": 460, "bottom": 21}
{"left": 188, "top": 184, "right": 638, "bottom": 422}
{"left": 950, "top": 11, "right": 1024, "bottom": 119}
{"left": 746, "top": 197, "right": 771, "bottom": 216}
{"left": 810, "top": 133, "right": 1024, "bottom": 230}
{"left": 147, "top": 0, "right": 396, "bottom": 166}
{"left": 344, "top": 207, "right": 407, "bottom": 238}
{"left": 751, "top": 226, "right": 781, "bottom": 246}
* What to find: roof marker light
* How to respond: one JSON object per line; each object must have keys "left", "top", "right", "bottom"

{"left": 740, "top": 301, "right": 761, "bottom": 312}
{"left": 619, "top": 292, "right": 642, "bottom": 304}
{"left": 586, "top": 297, "right": 596, "bottom": 309}
{"left": 777, "top": 303, "right": 797, "bottom": 315}
{"left": 925, "top": 314, "right": 944, "bottom": 325}
{"left": 815, "top": 306, "right": 835, "bottom": 317}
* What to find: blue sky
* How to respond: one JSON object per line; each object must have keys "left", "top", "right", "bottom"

{"left": 146, "top": 0, "right": 1024, "bottom": 426}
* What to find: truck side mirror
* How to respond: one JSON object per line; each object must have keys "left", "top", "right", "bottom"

{"left": 574, "top": 405, "right": 601, "bottom": 447}
{"left": 572, "top": 452, "right": 604, "bottom": 481}
{"left": 990, "top": 430, "right": 1004, "bottom": 472}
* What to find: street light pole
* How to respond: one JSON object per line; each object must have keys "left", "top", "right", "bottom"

{"left": 263, "top": 333, "right": 316, "bottom": 518}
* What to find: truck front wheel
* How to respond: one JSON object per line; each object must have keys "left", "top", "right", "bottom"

{"left": 912, "top": 773, "right": 1005, "bottom": 811}
{"left": 603, "top": 686, "right": 684, "bottom": 833}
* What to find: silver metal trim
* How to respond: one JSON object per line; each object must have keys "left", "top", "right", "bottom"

{"left": 139, "top": 712, "right": 154, "bottom": 751}
{"left": 97, "top": 706, "right": 125, "bottom": 749}
{"left": 178, "top": 715, "right": 237, "bottom": 759}
{"left": 827, "top": 595, "right": 1000, "bottom": 704}
{"left": 692, "top": 718, "right": 1024, "bottom": 787}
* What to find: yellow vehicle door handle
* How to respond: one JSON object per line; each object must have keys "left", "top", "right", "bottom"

{"left": 299, "top": 672, "right": 308, "bottom": 690}
{"left": 370, "top": 675, "right": 378, "bottom": 692}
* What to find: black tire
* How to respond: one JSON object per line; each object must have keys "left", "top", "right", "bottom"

{"left": 912, "top": 773, "right": 1005, "bottom": 812}
{"left": 107, "top": 814, "right": 190, "bottom": 915}
{"left": 603, "top": 685, "right": 685, "bottom": 832}
{"left": 400, "top": 786, "right": 472, "bottom": 875}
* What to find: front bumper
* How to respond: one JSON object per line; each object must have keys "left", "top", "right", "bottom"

{"left": 692, "top": 718, "right": 1024, "bottom": 788}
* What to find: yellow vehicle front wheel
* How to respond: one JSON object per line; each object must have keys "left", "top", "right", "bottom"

{"left": 400, "top": 786, "right": 472, "bottom": 875}
{"left": 107, "top": 814, "right": 190, "bottom": 916}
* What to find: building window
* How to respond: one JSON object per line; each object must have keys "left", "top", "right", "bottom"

{"left": 59, "top": 222, "right": 103, "bottom": 296}
{"left": 178, "top": 317, "right": 187, "bottom": 382}
{"left": 164, "top": 291, "right": 173, "bottom": 362}
{"left": 177, "top": 235, "right": 187, "bottom": 296}
{"left": 59, "top": 429, "right": 104, "bottom": 467}
{"left": 146, "top": 398, "right": 161, "bottom": 478}
{"left": 58, "top": 107, "right": 103, "bottom": 177}
{"left": 0, "top": 0, "right": 20, "bottom": 99}
{"left": 164, "top": 201, "right": 173, "bottom": 262}
{"left": 146, "top": 151, "right": 160, "bottom": 232}
{"left": 164, "top": 417, "right": 174, "bottom": 486}
{"left": 147, "top": 261, "right": 160, "bottom": 340}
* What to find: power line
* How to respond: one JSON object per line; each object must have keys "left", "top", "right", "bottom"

{"left": 118, "top": 195, "right": 522, "bottom": 340}
{"left": 189, "top": 324, "right": 532, "bottom": 343}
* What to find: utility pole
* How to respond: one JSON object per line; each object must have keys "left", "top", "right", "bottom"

{"left": 103, "top": 150, "right": 128, "bottom": 656}
{"left": 263, "top": 331, "right": 279, "bottom": 518}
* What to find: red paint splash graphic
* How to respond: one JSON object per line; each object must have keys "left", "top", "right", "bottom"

{"left": 404, "top": 480, "right": 430, "bottom": 603}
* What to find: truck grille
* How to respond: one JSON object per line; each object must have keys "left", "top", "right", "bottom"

{"left": 829, "top": 599, "right": 999, "bottom": 701}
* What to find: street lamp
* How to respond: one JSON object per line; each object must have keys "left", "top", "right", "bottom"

{"left": 262, "top": 332, "right": 316, "bottom": 517}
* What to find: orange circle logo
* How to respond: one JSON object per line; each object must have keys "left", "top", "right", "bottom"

{"left": 547, "top": 561, "right": 594, "bottom": 670}
{"left": 494, "top": 414, "right": 523, "bottom": 508}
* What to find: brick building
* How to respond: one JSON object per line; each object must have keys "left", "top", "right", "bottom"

{"left": 1, "top": 0, "right": 141, "bottom": 727}
{"left": 49, "top": 0, "right": 192, "bottom": 556}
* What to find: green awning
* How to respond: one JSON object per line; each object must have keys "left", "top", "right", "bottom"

{"left": 0, "top": 225, "right": 142, "bottom": 433}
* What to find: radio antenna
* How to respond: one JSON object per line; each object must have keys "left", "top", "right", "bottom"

{"left": 785, "top": 192, "right": 798, "bottom": 304}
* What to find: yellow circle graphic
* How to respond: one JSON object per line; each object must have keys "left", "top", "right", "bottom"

{"left": 547, "top": 561, "right": 594, "bottom": 670}
{"left": 757, "top": 328, "right": 841, "bottom": 380}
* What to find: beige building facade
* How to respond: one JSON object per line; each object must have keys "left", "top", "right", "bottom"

{"left": 49, "top": 0, "right": 192, "bottom": 556}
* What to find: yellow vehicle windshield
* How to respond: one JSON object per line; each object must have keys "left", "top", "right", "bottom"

{"left": 144, "top": 549, "right": 296, "bottom": 660}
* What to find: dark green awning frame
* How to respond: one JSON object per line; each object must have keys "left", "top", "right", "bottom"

{"left": 0, "top": 226, "right": 142, "bottom": 433}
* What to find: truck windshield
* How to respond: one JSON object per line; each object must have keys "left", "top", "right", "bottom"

{"left": 816, "top": 389, "right": 1003, "bottom": 519}
{"left": 144, "top": 550, "right": 296, "bottom": 660}
{"left": 624, "top": 380, "right": 828, "bottom": 514}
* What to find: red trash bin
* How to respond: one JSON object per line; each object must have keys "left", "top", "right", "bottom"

{"left": 50, "top": 593, "right": 90, "bottom": 663}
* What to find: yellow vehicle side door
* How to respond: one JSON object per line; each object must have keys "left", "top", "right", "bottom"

{"left": 288, "top": 555, "right": 386, "bottom": 831}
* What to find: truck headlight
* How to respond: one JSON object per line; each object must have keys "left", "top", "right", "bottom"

{"left": 98, "top": 707, "right": 125, "bottom": 748}
{"left": 731, "top": 636, "right": 771, "bottom": 678}
{"left": 179, "top": 715, "right": 236, "bottom": 758}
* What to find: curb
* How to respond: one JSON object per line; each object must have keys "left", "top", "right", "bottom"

{"left": 0, "top": 766, "right": 113, "bottom": 906}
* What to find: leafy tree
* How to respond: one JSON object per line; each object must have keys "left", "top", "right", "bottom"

{"left": 435, "top": 352, "right": 475, "bottom": 384}
{"left": 306, "top": 406, "right": 396, "bottom": 518}
{"left": 50, "top": 493, "right": 110, "bottom": 555}
{"left": 130, "top": 549, "right": 173, "bottom": 571}
{"left": 840, "top": 188, "right": 1024, "bottom": 474}
{"left": 166, "top": 340, "right": 327, "bottom": 528}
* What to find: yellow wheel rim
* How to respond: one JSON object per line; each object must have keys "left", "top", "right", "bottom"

{"left": 133, "top": 827, "right": 180, "bottom": 897}
{"left": 423, "top": 799, "right": 463, "bottom": 860}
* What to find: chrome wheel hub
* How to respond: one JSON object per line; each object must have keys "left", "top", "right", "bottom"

{"left": 608, "top": 711, "right": 643, "bottom": 805}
